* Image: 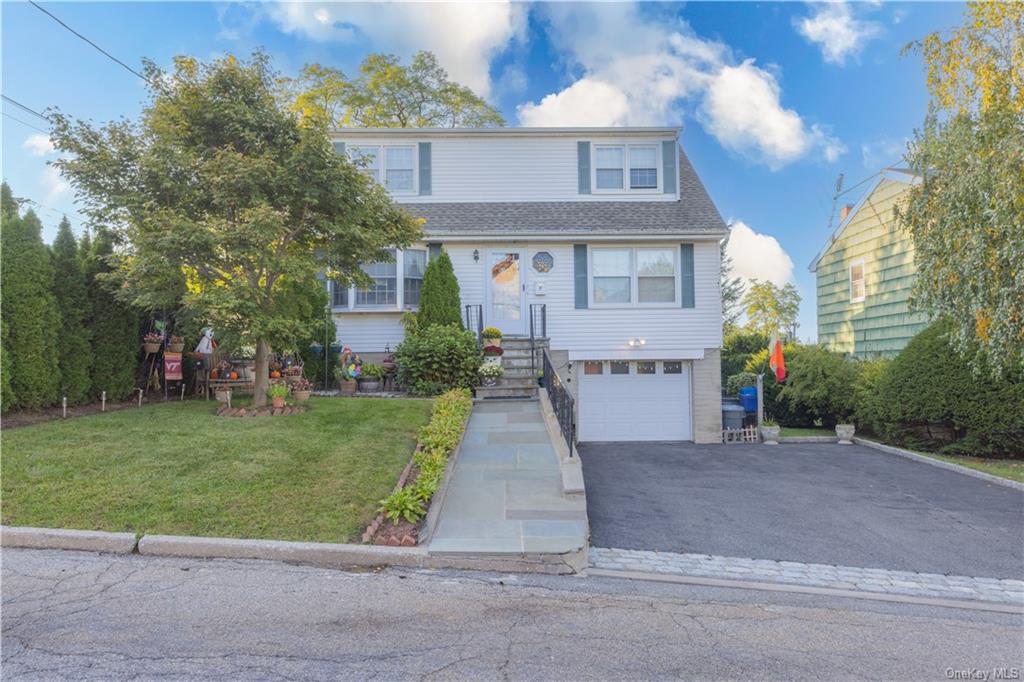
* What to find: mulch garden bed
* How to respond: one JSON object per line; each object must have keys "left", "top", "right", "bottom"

{"left": 2, "top": 399, "right": 147, "bottom": 430}
{"left": 215, "top": 405, "right": 309, "bottom": 417}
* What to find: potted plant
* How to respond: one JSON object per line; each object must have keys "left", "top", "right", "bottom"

{"left": 482, "top": 344, "right": 503, "bottom": 366}
{"left": 334, "top": 367, "right": 357, "bottom": 395}
{"left": 291, "top": 377, "right": 312, "bottom": 403}
{"left": 359, "top": 363, "right": 385, "bottom": 393}
{"left": 760, "top": 418, "right": 780, "bottom": 445}
{"left": 835, "top": 423, "right": 856, "bottom": 445}
{"left": 282, "top": 364, "right": 304, "bottom": 384}
{"left": 479, "top": 362, "right": 504, "bottom": 387}
{"left": 267, "top": 381, "right": 290, "bottom": 409}
{"left": 481, "top": 327, "right": 503, "bottom": 348}
{"left": 142, "top": 332, "right": 162, "bottom": 354}
{"left": 167, "top": 335, "right": 185, "bottom": 353}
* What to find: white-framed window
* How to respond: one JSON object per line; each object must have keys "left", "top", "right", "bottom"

{"left": 347, "top": 144, "right": 416, "bottom": 193}
{"left": 849, "top": 258, "right": 866, "bottom": 303}
{"left": 590, "top": 246, "right": 678, "bottom": 307}
{"left": 592, "top": 143, "right": 661, "bottom": 193}
{"left": 331, "top": 249, "right": 429, "bottom": 311}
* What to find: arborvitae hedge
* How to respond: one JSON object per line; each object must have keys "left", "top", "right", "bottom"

{"left": 86, "top": 228, "right": 139, "bottom": 401}
{"left": 417, "top": 250, "right": 462, "bottom": 328}
{"left": 52, "top": 218, "right": 93, "bottom": 405}
{"left": 0, "top": 184, "right": 62, "bottom": 409}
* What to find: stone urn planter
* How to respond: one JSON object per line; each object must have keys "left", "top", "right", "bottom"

{"left": 358, "top": 378, "right": 381, "bottom": 393}
{"left": 835, "top": 424, "right": 856, "bottom": 445}
{"left": 760, "top": 424, "right": 780, "bottom": 445}
{"left": 293, "top": 390, "right": 311, "bottom": 403}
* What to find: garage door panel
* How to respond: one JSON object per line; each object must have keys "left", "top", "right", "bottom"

{"left": 579, "top": 362, "right": 692, "bottom": 442}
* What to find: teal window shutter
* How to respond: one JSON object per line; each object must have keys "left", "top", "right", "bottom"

{"left": 574, "top": 244, "right": 588, "bottom": 309}
{"left": 418, "top": 142, "right": 431, "bottom": 195}
{"left": 333, "top": 141, "right": 345, "bottom": 155}
{"left": 662, "top": 140, "right": 676, "bottom": 195}
{"left": 577, "top": 142, "right": 591, "bottom": 195}
{"left": 680, "top": 244, "right": 695, "bottom": 308}
{"left": 428, "top": 243, "right": 441, "bottom": 260}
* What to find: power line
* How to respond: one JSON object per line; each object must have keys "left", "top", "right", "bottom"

{"left": 28, "top": 0, "right": 150, "bottom": 84}
{"left": 1, "top": 94, "right": 48, "bottom": 121}
{"left": 2, "top": 111, "right": 48, "bottom": 134}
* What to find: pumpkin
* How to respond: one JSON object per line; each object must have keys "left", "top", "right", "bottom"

{"left": 270, "top": 370, "right": 281, "bottom": 378}
{"left": 210, "top": 369, "right": 220, "bottom": 379}
{"left": 229, "top": 371, "right": 238, "bottom": 380}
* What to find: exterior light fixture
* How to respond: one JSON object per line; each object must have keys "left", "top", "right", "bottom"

{"left": 628, "top": 337, "right": 646, "bottom": 347}
{"left": 473, "top": 249, "right": 480, "bottom": 262}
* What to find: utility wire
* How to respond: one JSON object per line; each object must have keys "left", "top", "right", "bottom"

{"left": 2, "top": 111, "right": 48, "bottom": 134}
{"left": 1, "top": 94, "right": 48, "bottom": 121}
{"left": 28, "top": 0, "right": 150, "bottom": 84}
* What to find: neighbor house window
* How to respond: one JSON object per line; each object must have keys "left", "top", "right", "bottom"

{"left": 849, "top": 259, "right": 866, "bottom": 303}
{"left": 356, "top": 250, "right": 397, "bottom": 307}
{"left": 385, "top": 146, "right": 415, "bottom": 191}
{"left": 595, "top": 146, "right": 624, "bottom": 190}
{"left": 592, "top": 249, "right": 632, "bottom": 303}
{"left": 403, "top": 249, "right": 426, "bottom": 307}
{"left": 629, "top": 146, "right": 658, "bottom": 189}
{"left": 349, "top": 145, "right": 380, "bottom": 183}
{"left": 590, "top": 247, "right": 678, "bottom": 306}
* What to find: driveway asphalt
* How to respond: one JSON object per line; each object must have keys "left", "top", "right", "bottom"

{"left": 579, "top": 441, "right": 1024, "bottom": 578}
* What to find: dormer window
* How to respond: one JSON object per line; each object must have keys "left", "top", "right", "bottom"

{"left": 592, "top": 143, "right": 661, "bottom": 193}
{"left": 349, "top": 145, "right": 380, "bottom": 183}
{"left": 347, "top": 144, "right": 416, "bottom": 193}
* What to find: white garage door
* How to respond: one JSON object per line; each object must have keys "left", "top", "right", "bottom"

{"left": 578, "top": 360, "right": 692, "bottom": 442}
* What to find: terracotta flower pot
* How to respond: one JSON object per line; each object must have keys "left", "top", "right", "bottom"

{"left": 271, "top": 395, "right": 286, "bottom": 409}
{"left": 293, "top": 390, "right": 311, "bottom": 403}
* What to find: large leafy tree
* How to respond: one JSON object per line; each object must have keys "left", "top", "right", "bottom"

{"left": 288, "top": 51, "right": 504, "bottom": 128}
{"left": 898, "top": 2, "right": 1024, "bottom": 377}
{"left": 0, "top": 183, "right": 62, "bottom": 409}
{"left": 50, "top": 52, "right": 421, "bottom": 406}
{"left": 51, "top": 217, "right": 93, "bottom": 404}
{"left": 741, "top": 280, "right": 801, "bottom": 338}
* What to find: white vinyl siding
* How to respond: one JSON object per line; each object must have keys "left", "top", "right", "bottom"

{"left": 331, "top": 135, "right": 679, "bottom": 203}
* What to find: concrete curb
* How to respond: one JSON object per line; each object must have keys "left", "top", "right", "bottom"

{"left": 1, "top": 526, "right": 137, "bottom": 554}
{"left": 779, "top": 436, "right": 837, "bottom": 444}
{"left": 854, "top": 438, "right": 1024, "bottom": 491}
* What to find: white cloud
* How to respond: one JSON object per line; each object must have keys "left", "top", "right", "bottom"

{"left": 265, "top": 2, "right": 526, "bottom": 97}
{"left": 22, "top": 134, "right": 55, "bottom": 157}
{"left": 41, "top": 166, "right": 69, "bottom": 202}
{"left": 861, "top": 137, "right": 907, "bottom": 169}
{"left": 725, "top": 220, "right": 794, "bottom": 287}
{"left": 795, "top": 2, "right": 881, "bottom": 66}
{"left": 518, "top": 4, "right": 842, "bottom": 167}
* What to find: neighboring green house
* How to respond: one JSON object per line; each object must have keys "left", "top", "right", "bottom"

{"left": 809, "top": 168, "right": 929, "bottom": 359}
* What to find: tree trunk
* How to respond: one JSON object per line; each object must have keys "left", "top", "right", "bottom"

{"left": 253, "top": 339, "right": 271, "bottom": 407}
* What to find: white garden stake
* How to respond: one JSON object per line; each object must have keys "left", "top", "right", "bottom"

{"left": 180, "top": 384, "right": 185, "bottom": 401}
{"left": 62, "top": 396, "right": 67, "bottom": 419}
{"left": 137, "top": 388, "right": 144, "bottom": 408}
{"left": 101, "top": 391, "right": 106, "bottom": 412}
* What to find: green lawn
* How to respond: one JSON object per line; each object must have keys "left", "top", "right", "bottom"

{"left": 779, "top": 427, "right": 835, "bottom": 438}
{"left": 905, "top": 451, "right": 1024, "bottom": 483}
{"left": 1, "top": 397, "right": 433, "bottom": 543}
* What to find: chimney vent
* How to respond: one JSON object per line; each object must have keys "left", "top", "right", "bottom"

{"left": 839, "top": 204, "right": 854, "bottom": 222}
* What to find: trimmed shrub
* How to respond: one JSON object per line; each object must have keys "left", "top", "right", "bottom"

{"left": 86, "top": 228, "right": 139, "bottom": 402}
{"left": 394, "top": 324, "right": 481, "bottom": 396}
{"left": 778, "top": 346, "right": 859, "bottom": 428}
{"left": 721, "top": 328, "right": 769, "bottom": 386}
{"left": 1, "top": 187, "right": 62, "bottom": 410}
{"left": 725, "top": 372, "right": 757, "bottom": 397}
{"left": 852, "top": 358, "right": 891, "bottom": 433}
{"left": 51, "top": 218, "right": 93, "bottom": 405}
{"left": 870, "top": 321, "right": 1023, "bottom": 457}
{"left": 417, "top": 250, "right": 462, "bottom": 328}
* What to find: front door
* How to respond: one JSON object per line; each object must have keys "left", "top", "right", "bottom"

{"left": 485, "top": 249, "right": 526, "bottom": 336}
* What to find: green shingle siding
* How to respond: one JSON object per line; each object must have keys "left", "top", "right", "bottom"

{"left": 814, "top": 178, "right": 929, "bottom": 359}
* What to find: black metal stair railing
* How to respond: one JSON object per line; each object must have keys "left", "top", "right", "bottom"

{"left": 541, "top": 348, "right": 575, "bottom": 455}
{"left": 463, "top": 304, "right": 483, "bottom": 346}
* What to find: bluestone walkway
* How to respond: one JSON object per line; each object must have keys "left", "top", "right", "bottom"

{"left": 429, "top": 399, "right": 587, "bottom": 555}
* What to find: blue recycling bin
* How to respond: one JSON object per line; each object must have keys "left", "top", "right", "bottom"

{"left": 738, "top": 386, "right": 758, "bottom": 413}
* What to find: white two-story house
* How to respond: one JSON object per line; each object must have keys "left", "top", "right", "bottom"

{"left": 329, "top": 127, "right": 727, "bottom": 444}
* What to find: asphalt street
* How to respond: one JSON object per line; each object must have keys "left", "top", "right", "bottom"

{"left": 3, "top": 549, "right": 1021, "bottom": 680}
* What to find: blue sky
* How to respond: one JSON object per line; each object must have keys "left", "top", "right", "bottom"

{"left": 1, "top": 1, "right": 964, "bottom": 338}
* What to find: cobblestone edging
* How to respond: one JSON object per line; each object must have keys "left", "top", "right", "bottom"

{"left": 590, "top": 547, "right": 1024, "bottom": 606}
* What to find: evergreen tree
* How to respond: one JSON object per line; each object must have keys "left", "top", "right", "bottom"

{"left": 0, "top": 184, "right": 17, "bottom": 411}
{"left": 0, "top": 183, "right": 62, "bottom": 409}
{"left": 417, "top": 250, "right": 462, "bottom": 328}
{"left": 86, "top": 227, "right": 138, "bottom": 401}
{"left": 51, "top": 217, "right": 93, "bottom": 404}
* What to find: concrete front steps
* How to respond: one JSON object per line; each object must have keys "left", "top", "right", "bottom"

{"left": 475, "top": 337, "right": 546, "bottom": 400}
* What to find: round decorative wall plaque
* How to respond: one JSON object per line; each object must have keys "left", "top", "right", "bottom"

{"left": 532, "top": 251, "right": 554, "bottom": 273}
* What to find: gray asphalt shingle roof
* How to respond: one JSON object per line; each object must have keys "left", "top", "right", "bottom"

{"left": 402, "top": 149, "right": 727, "bottom": 237}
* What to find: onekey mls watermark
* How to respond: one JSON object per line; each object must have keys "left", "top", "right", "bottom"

{"left": 946, "top": 669, "right": 1021, "bottom": 681}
